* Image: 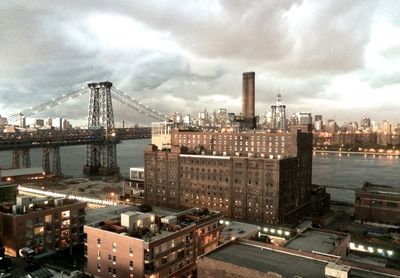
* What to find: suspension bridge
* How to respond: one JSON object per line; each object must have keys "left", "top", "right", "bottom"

{"left": 0, "top": 81, "right": 169, "bottom": 176}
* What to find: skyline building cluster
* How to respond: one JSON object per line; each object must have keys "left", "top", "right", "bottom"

{"left": 0, "top": 116, "right": 73, "bottom": 133}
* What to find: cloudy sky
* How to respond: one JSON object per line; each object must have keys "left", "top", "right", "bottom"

{"left": 1, "top": 0, "right": 400, "bottom": 126}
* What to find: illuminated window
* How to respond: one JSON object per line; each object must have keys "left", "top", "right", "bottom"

{"left": 45, "top": 215, "right": 52, "bottom": 223}
{"left": 34, "top": 226, "right": 44, "bottom": 236}
{"left": 61, "top": 210, "right": 70, "bottom": 219}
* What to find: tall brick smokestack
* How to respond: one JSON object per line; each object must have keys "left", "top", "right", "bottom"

{"left": 242, "top": 72, "right": 256, "bottom": 129}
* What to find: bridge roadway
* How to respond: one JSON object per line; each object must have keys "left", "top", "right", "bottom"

{"left": 0, "top": 127, "right": 151, "bottom": 150}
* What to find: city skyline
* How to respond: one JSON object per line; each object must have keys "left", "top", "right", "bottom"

{"left": 1, "top": 1, "right": 400, "bottom": 124}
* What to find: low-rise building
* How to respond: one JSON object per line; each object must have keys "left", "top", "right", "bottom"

{"left": 0, "top": 196, "right": 86, "bottom": 257}
{"left": 354, "top": 183, "right": 400, "bottom": 225}
{"left": 84, "top": 208, "right": 223, "bottom": 278}
{"left": 0, "top": 167, "right": 45, "bottom": 183}
{"left": 197, "top": 239, "right": 400, "bottom": 278}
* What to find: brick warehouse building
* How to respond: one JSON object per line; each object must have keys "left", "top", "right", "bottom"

{"left": 144, "top": 72, "right": 313, "bottom": 226}
{"left": 144, "top": 125, "right": 312, "bottom": 225}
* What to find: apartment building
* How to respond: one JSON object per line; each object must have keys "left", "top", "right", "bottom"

{"left": 84, "top": 208, "right": 223, "bottom": 278}
{"left": 0, "top": 196, "right": 86, "bottom": 257}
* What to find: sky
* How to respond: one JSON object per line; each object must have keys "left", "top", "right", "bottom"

{"left": 0, "top": 0, "right": 400, "bottom": 126}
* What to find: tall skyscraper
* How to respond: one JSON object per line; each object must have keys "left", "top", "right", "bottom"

{"left": 360, "top": 116, "right": 371, "bottom": 130}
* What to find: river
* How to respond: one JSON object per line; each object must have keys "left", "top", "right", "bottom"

{"left": 1, "top": 139, "right": 399, "bottom": 203}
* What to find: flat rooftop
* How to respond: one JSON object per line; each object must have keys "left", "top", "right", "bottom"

{"left": 221, "top": 220, "right": 260, "bottom": 240}
{"left": 95, "top": 208, "right": 222, "bottom": 242}
{"left": 285, "top": 229, "right": 344, "bottom": 254}
{"left": 205, "top": 242, "right": 396, "bottom": 278}
{"left": 85, "top": 205, "right": 134, "bottom": 225}
{"left": 207, "top": 242, "right": 325, "bottom": 278}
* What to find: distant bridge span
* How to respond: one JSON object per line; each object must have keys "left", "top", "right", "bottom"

{"left": 1, "top": 81, "right": 164, "bottom": 176}
{"left": 0, "top": 127, "right": 151, "bottom": 151}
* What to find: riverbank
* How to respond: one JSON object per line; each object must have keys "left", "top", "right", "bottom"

{"left": 314, "top": 149, "right": 400, "bottom": 158}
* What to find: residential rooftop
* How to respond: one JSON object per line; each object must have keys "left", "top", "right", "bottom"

{"left": 95, "top": 207, "right": 222, "bottom": 243}
{"left": 0, "top": 196, "right": 84, "bottom": 215}
{"left": 85, "top": 204, "right": 134, "bottom": 225}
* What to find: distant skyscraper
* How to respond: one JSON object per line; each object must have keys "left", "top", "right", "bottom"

{"left": 380, "top": 120, "right": 391, "bottom": 133}
{"left": 271, "top": 94, "right": 287, "bottom": 130}
{"left": 360, "top": 116, "right": 371, "bottom": 130}
{"left": 298, "top": 113, "right": 312, "bottom": 125}
{"left": 314, "top": 115, "right": 322, "bottom": 122}
{"left": 325, "top": 119, "right": 337, "bottom": 133}
{"left": 35, "top": 119, "right": 44, "bottom": 127}
{"left": 314, "top": 115, "right": 323, "bottom": 131}
{"left": 19, "top": 114, "right": 26, "bottom": 128}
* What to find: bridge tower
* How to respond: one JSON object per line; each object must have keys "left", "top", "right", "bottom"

{"left": 42, "top": 147, "right": 62, "bottom": 176}
{"left": 12, "top": 149, "right": 31, "bottom": 168}
{"left": 83, "top": 82, "right": 119, "bottom": 176}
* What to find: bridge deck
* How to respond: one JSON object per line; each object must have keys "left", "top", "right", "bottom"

{"left": 0, "top": 127, "right": 151, "bottom": 150}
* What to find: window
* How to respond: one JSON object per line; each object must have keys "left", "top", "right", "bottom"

{"left": 97, "top": 250, "right": 101, "bottom": 258}
{"left": 113, "top": 255, "right": 116, "bottom": 264}
{"left": 97, "top": 238, "right": 101, "bottom": 246}
{"left": 129, "top": 246, "right": 133, "bottom": 256}
{"left": 45, "top": 214, "right": 52, "bottom": 223}
{"left": 61, "top": 210, "right": 70, "bottom": 219}
{"left": 108, "top": 254, "right": 112, "bottom": 260}
{"left": 34, "top": 226, "right": 44, "bottom": 236}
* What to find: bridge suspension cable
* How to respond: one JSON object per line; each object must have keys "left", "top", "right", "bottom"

{"left": 111, "top": 93, "right": 166, "bottom": 122}
{"left": 7, "top": 88, "right": 88, "bottom": 123}
{"left": 6, "top": 83, "right": 170, "bottom": 124}
{"left": 111, "top": 87, "right": 169, "bottom": 122}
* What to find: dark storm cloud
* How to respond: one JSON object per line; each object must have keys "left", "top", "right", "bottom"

{"left": 1, "top": 0, "right": 400, "bottom": 123}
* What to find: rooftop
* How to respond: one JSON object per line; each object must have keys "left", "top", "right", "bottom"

{"left": 204, "top": 241, "right": 397, "bottom": 278}
{"left": 285, "top": 229, "right": 345, "bottom": 254}
{"left": 206, "top": 242, "right": 325, "bottom": 278}
{"left": 96, "top": 207, "right": 222, "bottom": 242}
{"left": 221, "top": 220, "right": 260, "bottom": 240}
{"left": 0, "top": 196, "right": 84, "bottom": 215}
{"left": 85, "top": 205, "right": 134, "bottom": 225}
